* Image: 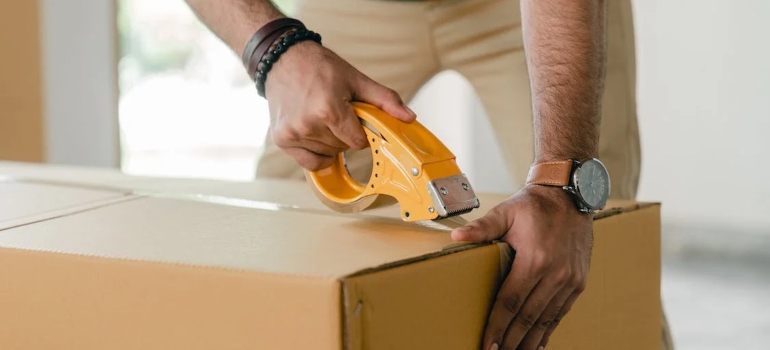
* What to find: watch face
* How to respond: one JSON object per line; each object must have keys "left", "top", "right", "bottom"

{"left": 573, "top": 159, "right": 610, "bottom": 209}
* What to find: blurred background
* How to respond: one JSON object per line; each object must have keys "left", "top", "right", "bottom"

{"left": 2, "top": 0, "right": 769, "bottom": 348}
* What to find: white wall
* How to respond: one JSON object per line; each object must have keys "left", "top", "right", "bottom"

{"left": 442, "top": 0, "right": 770, "bottom": 236}
{"left": 39, "top": 0, "right": 120, "bottom": 168}
{"left": 632, "top": 0, "right": 770, "bottom": 233}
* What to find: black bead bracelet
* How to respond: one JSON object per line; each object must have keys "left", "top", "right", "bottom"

{"left": 254, "top": 28, "right": 323, "bottom": 98}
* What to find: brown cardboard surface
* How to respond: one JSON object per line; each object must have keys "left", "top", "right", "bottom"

{"left": 0, "top": 163, "right": 661, "bottom": 349}
{"left": 0, "top": 3, "right": 44, "bottom": 162}
{"left": 342, "top": 244, "right": 506, "bottom": 350}
{"left": 0, "top": 161, "right": 161, "bottom": 189}
{"left": 341, "top": 205, "right": 660, "bottom": 350}
{"left": 0, "top": 248, "right": 341, "bottom": 350}
{"left": 0, "top": 180, "right": 134, "bottom": 230}
{"left": 0, "top": 196, "right": 461, "bottom": 278}
{"left": 0, "top": 161, "right": 342, "bottom": 211}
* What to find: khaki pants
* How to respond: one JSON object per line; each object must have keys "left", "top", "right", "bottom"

{"left": 254, "top": 0, "right": 673, "bottom": 348}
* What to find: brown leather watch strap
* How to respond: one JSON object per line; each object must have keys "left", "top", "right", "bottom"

{"left": 525, "top": 160, "right": 574, "bottom": 187}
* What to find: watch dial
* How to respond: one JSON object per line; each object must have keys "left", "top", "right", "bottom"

{"left": 574, "top": 159, "right": 610, "bottom": 209}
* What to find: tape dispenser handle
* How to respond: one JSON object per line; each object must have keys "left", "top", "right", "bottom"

{"left": 305, "top": 102, "right": 389, "bottom": 206}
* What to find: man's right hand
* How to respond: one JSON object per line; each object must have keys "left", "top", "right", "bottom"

{"left": 263, "top": 40, "right": 416, "bottom": 171}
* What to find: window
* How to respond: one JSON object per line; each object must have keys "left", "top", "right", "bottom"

{"left": 117, "top": 0, "right": 296, "bottom": 181}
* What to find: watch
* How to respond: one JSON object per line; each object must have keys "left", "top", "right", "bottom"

{"left": 525, "top": 158, "right": 611, "bottom": 213}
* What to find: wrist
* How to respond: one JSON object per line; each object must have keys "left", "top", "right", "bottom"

{"left": 521, "top": 184, "right": 593, "bottom": 219}
{"left": 236, "top": 14, "right": 286, "bottom": 58}
{"left": 534, "top": 150, "right": 597, "bottom": 165}
{"left": 252, "top": 28, "right": 323, "bottom": 97}
{"left": 241, "top": 17, "right": 309, "bottom": 82}
{"left": 526, "top": 158, "right": 611, "bottom": 213}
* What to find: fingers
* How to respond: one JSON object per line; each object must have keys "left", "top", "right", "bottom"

{"left": 538, "top": 290, "right": 581, "bottom": 349}
{"left": 273, "top": 124, "right": 344, "bottom": 171}
{"left": 353, "top": 75, "right": 416, "bottom": 123}
{"left": 324, "top": 102, "right": 369, "bottom": 151}
{"left": 451, "top": 204, "right": 511, "bottom": 242}
{"left": 516, "top": 282, "right": 575, "bottom": 350}
{"left": 481, "top": 254, "right": 541, "bottom": 350}
{"left": 283, "top": 146, "right": 337, "bottom": 171}
{"left": 497, "top": 276, "right": 560, "bottom": 350}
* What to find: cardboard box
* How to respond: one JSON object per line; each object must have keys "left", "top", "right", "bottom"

{"left": 0, "top": 3, "right": 45, "bottom": 162}
{"left": 0, "top": 162, "right": 661, "bottom": 349}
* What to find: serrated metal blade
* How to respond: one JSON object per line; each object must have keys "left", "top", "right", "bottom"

{"left": 414, "top": 215, "right": 470, "bottom": 231}
{"left": 359, "top": 118, "right": 384, "bottom": 140}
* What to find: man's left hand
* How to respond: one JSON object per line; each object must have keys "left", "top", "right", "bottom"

{"left": 451, "top": 184, "right": 593, "bottom": 350}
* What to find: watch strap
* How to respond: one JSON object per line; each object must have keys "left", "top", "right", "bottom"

{"left": 525, "top": 160, "right": 574, "bottom": 187}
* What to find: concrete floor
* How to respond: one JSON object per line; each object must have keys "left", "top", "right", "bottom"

{"left": 661, "top": 253, "right": 770, "bottom": 350}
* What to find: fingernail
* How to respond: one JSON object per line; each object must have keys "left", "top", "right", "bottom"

{"left": 404, "top": 105, "right": 416, "bottom": 118}
{"left": 489, "top": 343, "right": 498, "bottom": 350}
{"left": 538, "top": 346, "right": 545, "bottom": 350}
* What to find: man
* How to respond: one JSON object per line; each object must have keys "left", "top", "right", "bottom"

{"left": 184, "top": 0, "right": 672, "bottom": 349}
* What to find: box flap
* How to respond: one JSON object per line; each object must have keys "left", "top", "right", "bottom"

{"left": 0, "top": 179, "right": 134, "bottom": 230}
{"left": 0, "top": 195, "right": 462, "bottom": 278}
{"left": 0, "top": 161, "right": 657, "bottom": 280}
{"left": 0, "top": 192, "right": 652, "bottom": 283}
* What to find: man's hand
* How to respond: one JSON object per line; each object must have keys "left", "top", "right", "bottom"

{"left": 451, "top": 185, "right": 593, "bottom": 350}
{"left": 182, "top": 0, "right": 416, "bottom": 172}
{"left": 467, "top": 0, "right": 608, "bottom": 345}
{"left": 264, "top": 41, "right": 416, "bottom": 171}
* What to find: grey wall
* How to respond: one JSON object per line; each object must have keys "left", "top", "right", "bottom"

{"left": 40, "top": 0, "right": 120, "bottom": 168}
{"left": 632, "top": 0, "right": 770, "bottom": 233}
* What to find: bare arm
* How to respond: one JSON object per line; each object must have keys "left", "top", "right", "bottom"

{"left": 522, "top": 0, "right": 606, "bottom": 163}
{"left": 184, "top": 0, "right": 286, "bottom": 57}
{"left": 183, "top": 0, "right": 415, "bottom": 171}
{"left": 452, "top": 2, "right": 607, "bottom": 350}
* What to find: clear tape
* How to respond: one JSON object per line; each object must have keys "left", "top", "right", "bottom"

{"left": 0, "top": 175, "right": 468, "bottom": 232}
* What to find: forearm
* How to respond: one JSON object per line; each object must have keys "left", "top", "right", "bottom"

{"left": 184, "top": 0, "right": 286, "bottom": 56}
{"left": 521, "top": 0, "right": 607, "bottom": 162}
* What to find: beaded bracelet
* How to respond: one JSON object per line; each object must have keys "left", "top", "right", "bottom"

{"left": 242, "top": 18, "right": 306, "bottom": 81}
{"left": 254, "top": 28, "right": 323, "bottom": 98}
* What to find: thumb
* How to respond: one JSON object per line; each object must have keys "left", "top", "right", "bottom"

{"left": 353, "top": 75, "right": 416, "bottom": 123}
{"left": 450, "top": 206, "right": 511, "bottom": 243}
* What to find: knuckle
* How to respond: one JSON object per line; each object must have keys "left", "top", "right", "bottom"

{"left": 384, "top": 88, "right": 401, "bottom": 102}
{"left": 549, "top": 306, "right": 563, "bottom": 321}
{"left": 357, "top": 136, "right": 370, "bottom": 148}
{"left": 555, "top": 267, "right": 572, "bottom": 285}
{"left": 293, "top": 122, "right": 314, "bottom": 138}
{"left": 539, "top": 308, "right": 562, "bottom": 329}
{"left": 537, "top": 317, "right": 553, "bottom": 330}
{"left": 572, "top": 274, "right": 587, "bottom": 291}
{"left": 317, "top": 109, "right": 339, "bottom": 125}
{"left": 516, "top": 312, "right": 537, "bottom": 329}
{"left": 502, "top": 296, "right": 523, "bottom": 314}
{"left": 532, "top": 253, "right": 551, "bottom": 273}
{"left": 271, "top": 131, "right": 292, "bottom": 148}
{"left": 271, "top": 123, "right": 300, "bottom": 146}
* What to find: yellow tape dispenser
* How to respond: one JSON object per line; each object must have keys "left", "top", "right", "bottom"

{"left": 304, "top": 102, "right": 480, "bottom": 226}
